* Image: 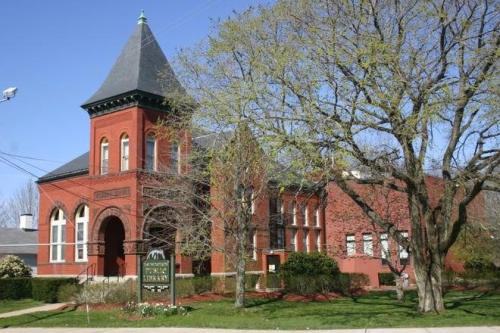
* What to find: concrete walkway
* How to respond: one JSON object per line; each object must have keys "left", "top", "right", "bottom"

{"left": 0, "top": 303, "right": 67, "bottom": 319}
{"left": 1, "top": 328, "right": 500, "bottom": 332}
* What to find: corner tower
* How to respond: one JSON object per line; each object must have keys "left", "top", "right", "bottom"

{"left": 82, "top": 11, "right": 188, "bottom": 176}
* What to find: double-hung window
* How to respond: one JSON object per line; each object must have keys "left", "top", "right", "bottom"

{"left": 346, "top": 234, "right": 356, "bottom": 256}
{"left": 50, "top": 208, "right": 66, "bottom": 263}
{"left": 75, "top": 205, "right": 88, "bottom": 262}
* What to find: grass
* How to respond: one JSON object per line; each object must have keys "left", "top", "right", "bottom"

{"left": 1, "top": 291, "right": 500, "bottom": 329}
{"left": 0, "top": 299, "right": 43, "bottom": 314}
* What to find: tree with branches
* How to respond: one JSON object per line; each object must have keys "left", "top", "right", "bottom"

{"left": 142, "top": 120, "right": 267, "bottom": 308}
{"left": 175, "top": 0, "right": 499, "bottom": 313}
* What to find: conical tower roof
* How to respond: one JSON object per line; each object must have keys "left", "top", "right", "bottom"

{"left": 82, "top": 11, "right": 183, "bottom": 114}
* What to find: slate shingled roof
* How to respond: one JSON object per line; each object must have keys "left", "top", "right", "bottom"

{"left": 37, "top": 152, "right": 89, "bottom": 183}
{"left": 82, "top": 18, "right": 183, "bottom": 107}
{"left": 0, "top": 229, "right": 38, "bottom": 254}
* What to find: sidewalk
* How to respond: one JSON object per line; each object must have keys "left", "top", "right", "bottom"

{"left": 1, "top": 328, "right": 500, "bottom": 333}
{"left": 0, "top": 303, "right": 67, "bottom": 319}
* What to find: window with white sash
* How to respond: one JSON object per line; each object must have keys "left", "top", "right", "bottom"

{"left": 50, "top": 208, "right": 66, "bottom": 263}
{"left": 75, "top": 205, "right": 88, "bottom": 262}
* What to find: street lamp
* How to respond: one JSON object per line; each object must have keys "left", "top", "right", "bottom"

{"left": 1, "top": 87, "right": 18, "bottom": 103}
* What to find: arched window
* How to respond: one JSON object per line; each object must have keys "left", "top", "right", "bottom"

{"left": 120, "top": 134, "right": 129, "bottom": 171}
{"left": 145, "top": 134, "right": 156, "bottom": 171}
{"left": 75, "top": 205, "right": 89, "bottom": 262}
{"left": 50, "top": 208, "right": 66, "bottom": 263}
{"left": 100, "top": 138, "right": 109, "bottom": 175}
{"left": 171, "top": 141, "right": 179, "bottom": 174}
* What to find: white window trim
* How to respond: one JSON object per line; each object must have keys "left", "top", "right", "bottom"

{"left": 363, "top": 233, "right": 373, "bottom": 256}
{"left": 346, "top": 234, "right": 356, "bottom": 256}
{"left": 100, "top": 140, "right": 109, "bottom": 175}
{"left": 315, "top": 207, "right": 320, "bottom": 227}
{"left": 120, "top": 136, "right": 129, "bottom": 171}
{"left": 291, "top": 229, "right": 297, "bottom": 251}
{"left": 252, "top": 230, "right": 257, "bottom": 260}
{"left": 50, "top": 209, "right": 66, "bottom": 263}
{"left": 380, "top": 233, "right": 389, "bottom": 259}
{"left": 145, "top": 135, "right": 157, "bottom": 171}
{"left": 75, "top": 205, "right": 89, "bottom": 262}
{"left": 279, "top": 201, "right": 284, "bottom": 225}
{"left": 292, "top": 204, "right": 297, "bottom": 225}
{"left": 399, "top": 231, "right": 409, "bottom": 259}
{"left": 304, "top": 206, "right": 309, "bottom": 226}
{"left": 316, "top": 230, "right": 321, "bottom": 252}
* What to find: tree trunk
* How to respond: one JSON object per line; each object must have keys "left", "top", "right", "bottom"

{"left": 395, "top": 274, "right": 404, "bottom": 302}
{"left": 413, "top": 258, "right": 445, "bottom": 313}
{"left": 234, "top": 250, "right": 246, "bottom": 308}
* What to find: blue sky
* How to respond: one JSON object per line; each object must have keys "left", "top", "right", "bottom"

{"left": 0, "top": 0, "right": 270, "bottom": 199}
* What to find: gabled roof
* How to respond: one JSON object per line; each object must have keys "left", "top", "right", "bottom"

{"left": 82, "top": 13, "right": 183, "bottom": 108}
{"left": 37, "top": 152, "right": 89, "bottom": 183}
{"left": 0, "top": 229, "right": 38, "bottom": 254}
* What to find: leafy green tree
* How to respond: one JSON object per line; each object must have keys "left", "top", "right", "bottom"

{"left": 176, "top": 0, "right": 499, "bottom": 313}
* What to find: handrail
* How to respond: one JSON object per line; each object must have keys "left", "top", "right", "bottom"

{"left": 77, "top": 263, "right": 96, "bottom": 284}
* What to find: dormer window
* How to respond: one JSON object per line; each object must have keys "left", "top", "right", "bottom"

{"left": 100, "top": 138, "right": 109, "bottom": 175}
{"left": 120, "top": 134, "right": 129, "bottom": 171}
{"left": 145, "top": 135, "right": 156, "bottom": 171}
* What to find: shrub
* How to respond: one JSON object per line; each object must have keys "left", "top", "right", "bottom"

{"left": 75, "top": 280, "right": 136, "bottom": 305}
{"left": 0, "top": 277, "right": 32, "bottom": 299}
{"left": 57, "top": 283, "right": 81, "bottom": 302}
{"left": 378, "top": 273, "right": 396, "bottom": 286}
{"left": 281, "top": 252, "right": 339, "bottom": 277}
{"left": 281, "top": 252, "right": 340, "bottom": 295}
{"left": 0, "top": 255, "right": 31, "bottom": 278}
{"left": 192, "top": 276, "right": 212, "bottom": 294}
{"left": 32, "top": 278, "right": 78, "bottom": 303}
{"left": 335, "top": 273, "right": 369, "bottom": 295}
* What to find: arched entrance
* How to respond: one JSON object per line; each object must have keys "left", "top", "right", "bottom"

{"left": 102, "top": 216, "right": 125, "bottom": 276}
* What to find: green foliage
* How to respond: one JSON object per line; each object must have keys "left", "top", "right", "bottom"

{"left": 57, "top": 284, "right": 81, "bottom": 303}
{"left": 336, "top": 273, "right": 370, "bottom": 295}
{"left": 0, "top": 278, "right": 32, "bottom": 300}
{"left": 75, "top": 280, "right": 136, "bottom": 305}
{"left": 378, "top": 273, "right": 396, "bottom": 286}
{"left": 281, "top": 252, "right": 340, "bottom": 295}
{"left": 32, "top": 278, "right": 78, "bottom": 303}
{"left": 123, "top": 302, "right": 191, "bottom": 317}
{"left": 4, "top": 291, "right": 500, "bottom": 329}
{"left": 0, "top": 255, "right": 31, "bottom": 278}
{"left": 281, "top": 252, "right": 339, "bottom": 277}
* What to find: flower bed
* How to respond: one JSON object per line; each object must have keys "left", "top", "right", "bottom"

{"left": 123, "top": 301, "right": 191, "bottom": 317}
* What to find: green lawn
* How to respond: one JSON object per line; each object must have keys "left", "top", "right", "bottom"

{"left": 1, "top": 291, "right": 500, "bottom": 329}
{"left": 0, "top": 299, "right": 43, "bottom": 315}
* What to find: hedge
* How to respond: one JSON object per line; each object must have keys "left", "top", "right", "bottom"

{"left": 32, "top": 278, "right": 78, "bottom": 303}
{"left": 0, "top": 278, "right": 32, "bottom": 299}
{"left": 378, "top": 272, "right": 396, "bottom": 286}
{"left": 336, "top": 273, "right": 370, "bottom": 295}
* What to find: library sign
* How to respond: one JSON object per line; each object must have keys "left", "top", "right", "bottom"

{"left": 142, "top": 249, "right": 170, "bottom": 292}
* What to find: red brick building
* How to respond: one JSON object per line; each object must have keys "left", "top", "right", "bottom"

{"left": 37, "top": 14, "right": 469, "bottom": 287}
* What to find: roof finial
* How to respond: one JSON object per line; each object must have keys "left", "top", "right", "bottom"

{"left": 138, "top": 10, "right": 147, "bottom": 25}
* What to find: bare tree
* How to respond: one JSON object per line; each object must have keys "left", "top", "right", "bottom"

{"left": 175, "top": 0, "right": 499, "bottom": 313}
{"left": 142, "top": 122, "right": 267, "bottom": 308}
{"left": 2, "top": 180, "right": 39, "bottom": 228}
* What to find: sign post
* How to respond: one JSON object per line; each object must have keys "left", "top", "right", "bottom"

{"left": 170, "top": 251, "right": 176, "bottom": 306}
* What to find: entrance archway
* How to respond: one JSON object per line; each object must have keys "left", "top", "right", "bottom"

{"left": 102, "top": 216, "right": 125, "bottom": 276}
